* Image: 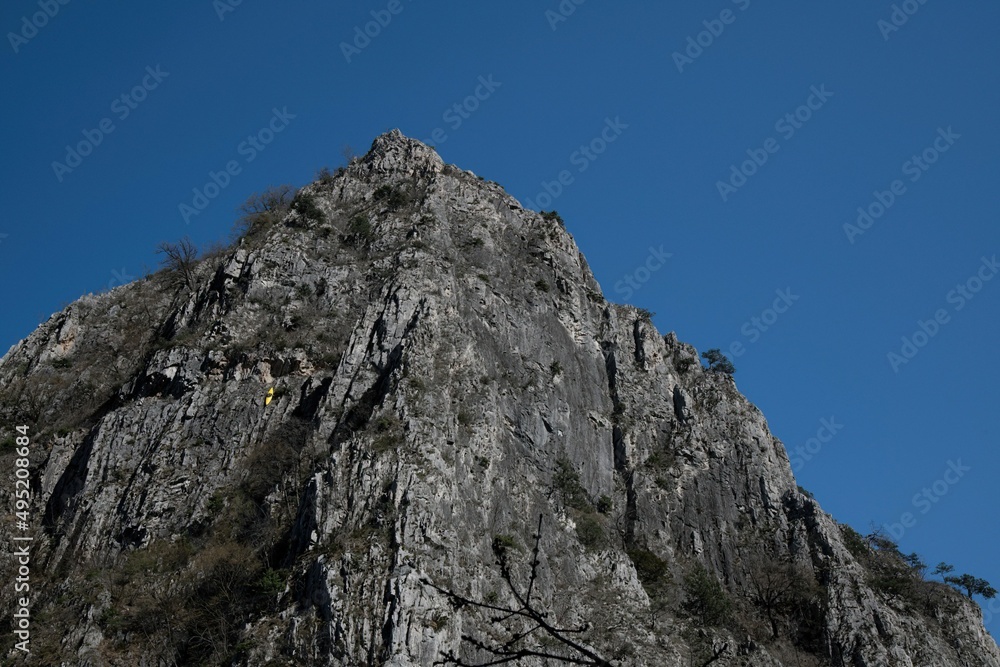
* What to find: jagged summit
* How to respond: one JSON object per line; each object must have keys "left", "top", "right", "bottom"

{"left": 361, "top": 128, "right": 445, "bottom": 176}
{"left": 1, "top": 133, "right": 997, "bottom": 666}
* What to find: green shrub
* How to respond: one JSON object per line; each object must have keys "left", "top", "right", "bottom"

{"left": 374, "top": 185, "right": 409, "bottom": 211}
{"left": 372, "top": 414, "right": 402, "bottom": 453}
{"left": 258, "top": 568, "right": 288, "bottom": 595}
{"left": 575, "top": 514, "right": 605, "bottom": 550}
{"left": 674, "top": 356, "right": 696, "bottom": 374}
{"left": 344, "top": 214, "right": 374, "bottom": 247}
{"left": 859, "top": 531, "right": 930, "bottom": 602}
{"left": 98, "top": 607, "right": 123, "bottom": 632}
{"left": 701, "top": 349, "right": 735, "bottom": 374}
{"left": 840, "top": 524, "right": 868, "bottom": 560}
{"left": 870, "top": 573, "right": 911, "bottom": 597}
{"left": 541, "top": 210, "right": 565, "bottom": 226}
{"left": 549, "top": 360, "right": 563, "bottom": 377}
{"left": 596, "top": 495, "right": 613, "bottom": 515}
{"left": 627, "top": 548, "right": 669, "bottom": 587}
{"left": 534, "top": 279, "right": 550, "bottom": 293}
{"left": 293, "top": 192, "right": 325, "bottom": 223}
{"left": 206, "top": 491, "right": 225, "bottom": 514}
{"left": 646, "top": 448, "right": 675, "bottom": 471}
{"left": 683, "top": 564, "right": 733, "bottom": 627}
{"left": 492, "top": 534, "right": 521, "bottom": 559}
{"left": 553, "top": 457, "right": 590, "bottom": 511}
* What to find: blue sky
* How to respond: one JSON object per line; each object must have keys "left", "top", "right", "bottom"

{"left": 2, "top": 0, "right": 998, "bottom": 632}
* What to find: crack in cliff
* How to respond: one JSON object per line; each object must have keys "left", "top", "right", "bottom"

{"left": 600, "top": 334, "right": 638, "bottom": 546}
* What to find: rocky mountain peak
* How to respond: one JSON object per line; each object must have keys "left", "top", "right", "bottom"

{"left": 1, "top": 131, "right": 997, "bottom": 666}
{"left": 361, "top": 128, "right": 445, "bottom": 176}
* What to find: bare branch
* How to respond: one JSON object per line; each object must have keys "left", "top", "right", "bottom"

{"left": 423, "top": 515, "right": 616, "bottom": 666}
{"left": 234, "top": 185, "right": 293, "bottom": 239}
{"left": 156, "top": 236, "right": 198, "bottom": 291}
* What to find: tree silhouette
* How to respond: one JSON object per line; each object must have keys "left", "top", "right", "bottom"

{"left": 944, "top": 573, "right": 997, "bottom": 600}
{"left": 422, "top": 515, "right": 615, "bottom": 666}
{"left": 156, "top": 237, "right": 198, "bottom": 291}
{"left": 700, "top": 349, "right": 735, "bottom": 374}
{"left": 932, "top": 562, "right": 954, "bottom": 579}
{"left": 743, "top": 554, "right": 818, "bottom": 640}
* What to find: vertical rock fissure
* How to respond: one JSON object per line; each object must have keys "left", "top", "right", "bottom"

{"left": 601, "top": 339, "right": 638, "bottom": 546}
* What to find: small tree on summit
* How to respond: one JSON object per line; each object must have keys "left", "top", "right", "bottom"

{"left": 932, "top": 562, "right": 954, "bottom": 579}
{"left": 944, "top": 573, "right": 998, "bottom": 600}
{"left": 701, "top": 349, "right": 735, "bottom": 375}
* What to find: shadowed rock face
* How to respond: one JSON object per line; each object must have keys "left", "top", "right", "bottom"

{"left": 1, "top": 130, "right": 997, "bottom": 666}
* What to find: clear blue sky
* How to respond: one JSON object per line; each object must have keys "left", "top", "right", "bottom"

{"left": 2, "top": 0, "right": 998, "bottom": 632}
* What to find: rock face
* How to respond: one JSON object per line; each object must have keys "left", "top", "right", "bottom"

{"left": 1, "top": 130, "right": 998, "bottom": 666}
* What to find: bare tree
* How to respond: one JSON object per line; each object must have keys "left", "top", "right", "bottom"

{"left": 156, "top": 237, "right": 198, "bottom": 291}
{"left": 423, "top": 515, "right": 616, "bottom": 666}
{"left": 234, "top": 184, "right": 294, "bottom": 239}
{"left": 743, "top": 554, "right": 818, "bottom": 640}
{"left": 341, "top": 144, "right": 357, "bottom": 165}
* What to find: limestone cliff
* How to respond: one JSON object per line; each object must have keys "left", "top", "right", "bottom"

{"left": 1, "top": 131, "right": 997, "bottom": 666}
